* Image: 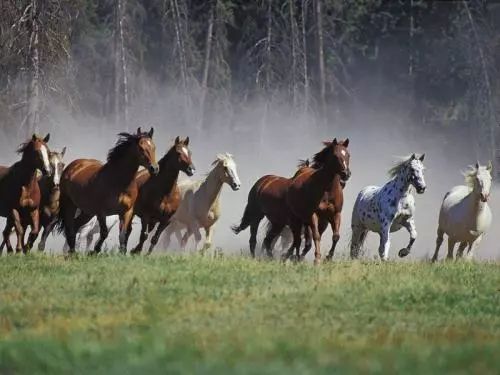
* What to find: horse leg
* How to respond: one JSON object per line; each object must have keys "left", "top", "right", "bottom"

{"left": 431, "top": 227, "right": 444, "bottom": 262}
{"left": 283, "top": 219, "right": 301, "bottom": 262}
{"left": 2, "top": 217, "right": 15, "bottom": 254}
{"left": 456, "top": 241, "right": 467, "bottom": 259}
{"left": 325, "top": 213, "right": 340, "bottom": 261}
{"left": 118, "top": 209, "right": 134, "bottom": 254}
{"left": 62, "top": 202, "right": 78, "bottom": 254}
{"left": 202, "top": 224, "right": 215, "bottom": 253}
{"left": 350, "top": 225, "right": 367, "bottom": 259}
{"left": 249, "top": 214, "right": 264, "bottom": 258}
{"left": 193, "top": 227, "right": 202, "bottom": 252}
{"left": 180, "top": 227, "right": 193, "bottom": 250}
{"left": 161, "top": 222, "right": 174, "bottom": 250}
{"left": 11, "top": 209, "right": 25, "bottom": 254}
{"left": 25, "top": 209, "right": 41, "bottom": 252}
{"left": 310, "top": 213, "right": 322, "bottom": 265}
{"left": 446, "top": 237, "right": 456, "bottom": 260}
{"left": 398, "top": 218, "right": 417, "bottom": 258}
{"left": 378, "top": 225, "right": 391, "bottom": 261}
{"left": 467, "top": 235, "right": 482, "bottom": 261}
{"left": 148, "top": 220, "right": 169, "bottom": 254}
{"left": 300, "top": 226, "right": 312, "bottom": 260}
{"left": 131, "top": 217, "right": 149, "bottom": 255}
{"left": 93, "top": 215, "right": 109, "bottom": 254}
{"left": 263, "top": 222, "right": 284, "bottom": 259}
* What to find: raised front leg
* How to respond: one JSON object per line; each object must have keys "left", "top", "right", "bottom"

{"left": 378, "top": 225, "right": 391, "bottom": 261}
{"left": 326, "top": 212, "right": 341, "bottom": 261}
{"left": 148, "top": 219, "right": 169, "bottom": 254}
{"left": 398, "top": 218, "right": 417, "bottom": 258}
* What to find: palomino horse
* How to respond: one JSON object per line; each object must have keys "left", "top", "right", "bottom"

{"left": 350, "top": 154, "right": 426, "bottom": 261}
{"left": 432, "top": 162, "right": 492, "bottom": 261}
{"left": 37, "top": 148, "right": 66, "bottom": 251}
{"left": 271, "top": 157, "right": 347, "bottom": 260}
{"left": 56, "top": 127, "right": 158, "bottom": 254}
{"left": 0, "top": 134, "right": 52, "bottom": 253}
{"left": 233, "top": 139, "right": 350, "bottom": 264}
{"left": 161, "top": 153, "right": 241, "bottom": 251}
{"left": 131, "top": 136, "right": 195, "bottom": 255}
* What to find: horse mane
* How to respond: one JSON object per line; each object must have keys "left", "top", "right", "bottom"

{"left": 387, "top": 155, "right": 413, "bottom": 178}
{"left": 311, "top": 143, "right": 335, "bottom": 168}
{"left": 107, "top": 131, "right": 149, "bottom": 162}
{"left": 158, "top": 144, "right": 177, "bottom": 168}
{"left": 463, "top": 166, "right": 479, "bottom": 189}
{"left": 16, "top": 139, "right": 35, "bottom": 155}
{"left": 211, "top": 152, "right": 234, "bottom": 166}
{"left": 297, "top": 159, "right": 310, "bottom": 168}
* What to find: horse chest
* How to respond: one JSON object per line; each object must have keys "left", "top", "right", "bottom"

{"left": 19, "top": 186, "right": 38, "bottom": 208}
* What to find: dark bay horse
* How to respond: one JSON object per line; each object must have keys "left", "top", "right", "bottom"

{"left": 283, "top": 139, "right": 350, "bottom": 264}
{"left": 0, "top": 134, "right": 52, "bottom": 253}
{"left": 56, "top": 127, "right": 158, "bottom": 254}
{"left": 232, "top": 139, "right": 350, "bottom": 263}
{"left": 130, "top": 136, "right": 194, "bottom": 255}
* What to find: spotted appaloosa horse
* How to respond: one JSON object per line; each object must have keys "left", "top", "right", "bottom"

{"left": 56, "top": 127, "right": 158, "bottom": 254}
{"left": 350, "top": 154, "right": 426, "bottom": 261}
{"left": 0, "top": 134, "right": 52, "bottom": 253}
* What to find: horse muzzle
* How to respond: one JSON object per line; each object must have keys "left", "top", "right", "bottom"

{"left": 185, "top": 165, "right": 195, "bottom": 176}
{"left": 416, "top": 186, "right": 426, "bottom": 194}
{"left": 230, "top": 182, "right": 241, "bottom": 191}
{"left": 148, "top": 164, "right": 159, "bottom": 175}
{"left": 480, "top": 193, "right": 489, "bottom": 202}
{"left": 340, "top": 170, "right": 351, "bottom": 181}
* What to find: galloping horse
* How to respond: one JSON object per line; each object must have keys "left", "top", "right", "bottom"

{"left": 350, "top": 154, "right": 426, "bottom": 261}
{"left": 233, "top": 139, "right": 350, "bottom": 264}
{"left": 56, "top": 127, "right": 158, "bottom": 254}
{"left": 162, "top": 153, "right": 241, "bottom": 252}
{"left": 0, "top": 134, "right": 52, "bottom": 253}
{"left": 432, "top": 162, "right": 492, "bottom": 261}
{"left": 37, "top": 148, "right": 66, "bottom": 251}
{"left": 131, "top": 136, "right": 194, "bottom": 254}
{"left": 273, "top": 156, "right": 347, "bottom": 260}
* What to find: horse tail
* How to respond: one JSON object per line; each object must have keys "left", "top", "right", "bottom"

{"left": 231, "top": 183, "right": 261, "bottom": 234}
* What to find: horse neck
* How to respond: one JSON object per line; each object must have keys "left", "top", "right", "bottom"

{"left": 198, "top": 167, "right": 224, "bottom": 210}
{"left": 306, "top": 164, "right": 338, "bottom": 197}
{"left": 383, "top": 172, "right": 411, "bottom": 200}
{"left": 467, "top": 189, "right": 488, "bottom": 213}
{"left": 103, "top": 154, "right": 141, "bottom": 189}
{"left": 154, "top": 157, "right": 181, "bottom": 196}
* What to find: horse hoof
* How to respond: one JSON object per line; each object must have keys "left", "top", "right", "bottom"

{"left": 314, "top": 258, "right": 321, "bottom": 266}
{"left": 398, "top": 248, "right": 410, "bottom": 258}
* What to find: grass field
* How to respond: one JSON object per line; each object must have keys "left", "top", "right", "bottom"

{"left": 0, "top": 254, "right": 499, "bottom": 374}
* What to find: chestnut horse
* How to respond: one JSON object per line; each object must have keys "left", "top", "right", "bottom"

{"left": 0, "top": 134, "right": 52, "bottom": 253}
{"left": 233, "top": 139, "right": 350, "bottom": 264}
{"left": 130, "top": 136, "right": 194, "bottom": 255}
{"left": 56, "top": 127, "right": 158, "bottom": 254}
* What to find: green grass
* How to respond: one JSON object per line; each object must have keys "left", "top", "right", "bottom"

{"left": 0, "top": 254, "right": 499, "bottom": 374}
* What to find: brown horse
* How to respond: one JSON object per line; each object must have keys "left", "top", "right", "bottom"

{"left": 56, "top": 127, "right": 158, "bottom": 254}
{"left": 37, "top": 148, "right": 66, "bottom": 251}
{"left": 0, "top": 134, "right": 52, "bottom": 253}
{"left": 130, "top": 136, "right": 194, "bottom": 255}
{"left": 232, "top": 139, "right": 350, "bottom": 263}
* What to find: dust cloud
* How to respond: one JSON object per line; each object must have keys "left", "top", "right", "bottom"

{"left": 0, "top": 88, "right": 498, "bottom": 261}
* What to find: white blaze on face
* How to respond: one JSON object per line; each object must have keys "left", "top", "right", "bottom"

{"left": 226, "top": 158, "right": 241, "bottom": 186}
{"left": 51, "top": 156, "right": 60, "bottom": 185}
{"left": 181, "top": 147, "right": 189, "bottom": 158}
{"left": 40, "top": 145, "right": 50, "bottom": 175}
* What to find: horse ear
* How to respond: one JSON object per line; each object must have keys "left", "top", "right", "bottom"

{"left": 343, "top": 138, "right": 349, "bottom": 147}
{"left": 411, "top": 153, "right": 416, "bottom": 160}
{"left": 175, "top": 136, "right": 180, "bottom": 144}
{"left": 419, "top": 153, "right": 425, "bottom": 162}
{"left": 61, "top": 147, "right": 66, "bottom": 157}
{"left": 184, "top": 136, "right": 190, "bottom": 146}
{"left": 475, "top": 161, "right": 480, "bottom": 169}
{"left": 332, "top": 138, "right": 338, "bottom": 145}
{"left": 43, "top": 133, "right": 50, "bottom": 143}
{"left": 32, "top": 134, "right": 37, "bottom": 141}
{"left": 137, "top": 127, "right": 142, "bottom": 135}
{"left": 487, "top": 161, "right": 493, "bottom": 171}
{"left": 148, "top": 127, "right": 154, "bottom": 138}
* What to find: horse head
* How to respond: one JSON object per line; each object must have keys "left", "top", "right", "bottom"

{"left": 135, "top": 127, "right": 159, "bottom": 175}
{"left": 171, "top": 136, "right": 195, "bottom": 176}
{"left": 468, "top": 161, "right": 492, "bottom": 202}
{"left": 49, "top": 147, "right": 66, "bottom": 187}
{"left": 18, "top": 134, "right": 52, "bottom": 176}
{"left": 314, "top": 138, "right": 351, "bottom": 181}
{"left": 213, "top": 153, "right": 240, "bottom": 191}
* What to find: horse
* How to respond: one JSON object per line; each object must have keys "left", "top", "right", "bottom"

{"left": 130, "top": 136, "right": 195, "bottom": 255}
{"left": 56, "top": 127, "right": 158, "bottom": 254}
{"left": 350, "top": 154, "right": 426, "bottom": 261}
{"left": 432, "top": 162, "right": 492, "bottom": 262}
{"left": 161, "top": 153, "right": 241, "bottom": 251}
{"left": 0, "top": 134, "right": 52, "bottom": 254}
{"left": 233, "top": 139, "right": 350, "bottom": 264}
{"left": 37, "top": 148, "right": 66, "bottom": 251}
{"left": 270, "top": 158, "right": 347, "bottom": 260}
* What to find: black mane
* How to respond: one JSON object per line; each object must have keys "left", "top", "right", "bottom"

{"left": 107, "top": 131, "right": 150, "bottom": 162}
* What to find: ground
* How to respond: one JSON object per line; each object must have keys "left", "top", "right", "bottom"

{"left": 0, "top": 254, "right": 499, "bottom": 374}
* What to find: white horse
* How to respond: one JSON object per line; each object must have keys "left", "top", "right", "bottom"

{"left": 350, "top": 154, "right": 426, "bottom": 260}
{"left": 63, "top": 214, "right": 119, "bottom": 252}
{"left": 161, "top": 153, "right": 241, "bottom": 251}
{"left": 432, "top": 162, "right": 492, "bottom": 262}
